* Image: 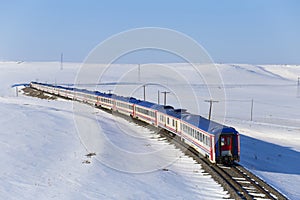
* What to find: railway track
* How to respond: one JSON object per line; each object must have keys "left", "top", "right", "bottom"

{"left": 110, "top": 111, "right": 288, "bottom": 200}
{"left": 26, "top": 86, "right": 288, "bottom": 200}
{"left": 155, "top": 128, "right": 288, "bottom": 200}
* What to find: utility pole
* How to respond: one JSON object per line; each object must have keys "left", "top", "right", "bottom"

{"left": 161, "top": 91, "right": 170, "bottom": 106}
{"left": 60, "top": 53, "right": 63, "bottom": 70}
{"left": 250, "top": 99, "right": 254, "bottom": 121}
{"left": 143, "top": 85, "right": 146, "bottom": 101}
{"left": 158, "top": 90, "right": 160, "bottom": 105}
{"left": 138, "top": 64, "right": 141, "bottom": 82}
{"left": 205, "top": 99, "right": 219, "bottom": 121}
{"left": 297, "top": 77, "right": 300, "bottom": 98}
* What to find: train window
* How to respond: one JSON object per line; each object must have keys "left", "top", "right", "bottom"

{"left": 221, "top": 136, "right": 231, "bottom": 146}
{"left": 227, "top": 137, "right": 231, "bottom": 145}
{"left": 167, "top": 117, "right": 169, "bottom": 124}
{"left": 221, "top": 137, "right": 225, "bottom": 146}
{"left": 172, "top": 119, "right": 175, "bottom": 126}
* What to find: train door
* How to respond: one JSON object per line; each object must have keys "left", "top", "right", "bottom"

{"left": 96, "top": 96, "right": 100, "bottom": 107}
{"left": 112, "top": 100, "right": 116, "bottom": 111}
{"left": 220, "top": 135, "right": 232, "bottom": 156}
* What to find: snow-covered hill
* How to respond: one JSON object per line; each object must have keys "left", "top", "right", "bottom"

{"left": 0, "top": 61, "right": 299, "bottom": 199}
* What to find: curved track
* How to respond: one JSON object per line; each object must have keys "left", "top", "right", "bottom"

{"left": 26, "top": 86, "right": 288, "bottom": 199}
{"left": 155, "top": 127, "right": 288, "bottom": 200}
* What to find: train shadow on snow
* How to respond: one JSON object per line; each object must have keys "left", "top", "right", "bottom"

{"left": 240, "top": 134, "right": 300, "bottom": 175}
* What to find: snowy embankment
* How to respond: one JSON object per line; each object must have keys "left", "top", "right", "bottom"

{"left": 0, "top": 61, "right": 299, "bottom": 199}
{"left": 0, "top": 62, "right": 228, "bottom": 199}
{"left": 217, "top": 64, "right": 300, "bottom": 199}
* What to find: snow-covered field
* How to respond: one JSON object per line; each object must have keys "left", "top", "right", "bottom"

{"left": 0, "top": 61, "right": 299, "bottom": 199}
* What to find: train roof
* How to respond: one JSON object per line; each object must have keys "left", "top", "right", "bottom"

{"left": 181, "top": 114, "right": 237, "bottom": 135}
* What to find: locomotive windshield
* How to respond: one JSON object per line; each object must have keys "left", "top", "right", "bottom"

{"left": 221, "top": 136, "right": 231, "bottom": 147}
{"left": 220, "top": 135, "right": 233, "bottom": 158}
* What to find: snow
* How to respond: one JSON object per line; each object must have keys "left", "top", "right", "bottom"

{"left": 1, "top": 61, "right": 300, "bottom": 199}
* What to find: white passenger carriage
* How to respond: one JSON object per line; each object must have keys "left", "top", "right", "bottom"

{"left": 30, "top": 82, "right": 240, "bottom": 164}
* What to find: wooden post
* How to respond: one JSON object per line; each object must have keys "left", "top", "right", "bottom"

{"left": 158, "top": 90, "right": 160, "bottom": 105}
{"left": 205, "top": 99, "right": 219, "bottom": 121}
{"left": 250, "top": 99, "right": 254, "bottom": 121}
{"left": 161, "top": 91, "right": 170, "bottom": 106}
{"left": 143, "top": 85, "right": 146, "bottom": 101}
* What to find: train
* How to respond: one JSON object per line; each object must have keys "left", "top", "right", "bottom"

{"left": 30, "top": 82, "right": 240, "bottom": 164}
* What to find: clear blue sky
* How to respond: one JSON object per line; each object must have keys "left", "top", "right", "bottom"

{"left": 1, "top": 0, "right": 299, "bottom": 64}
